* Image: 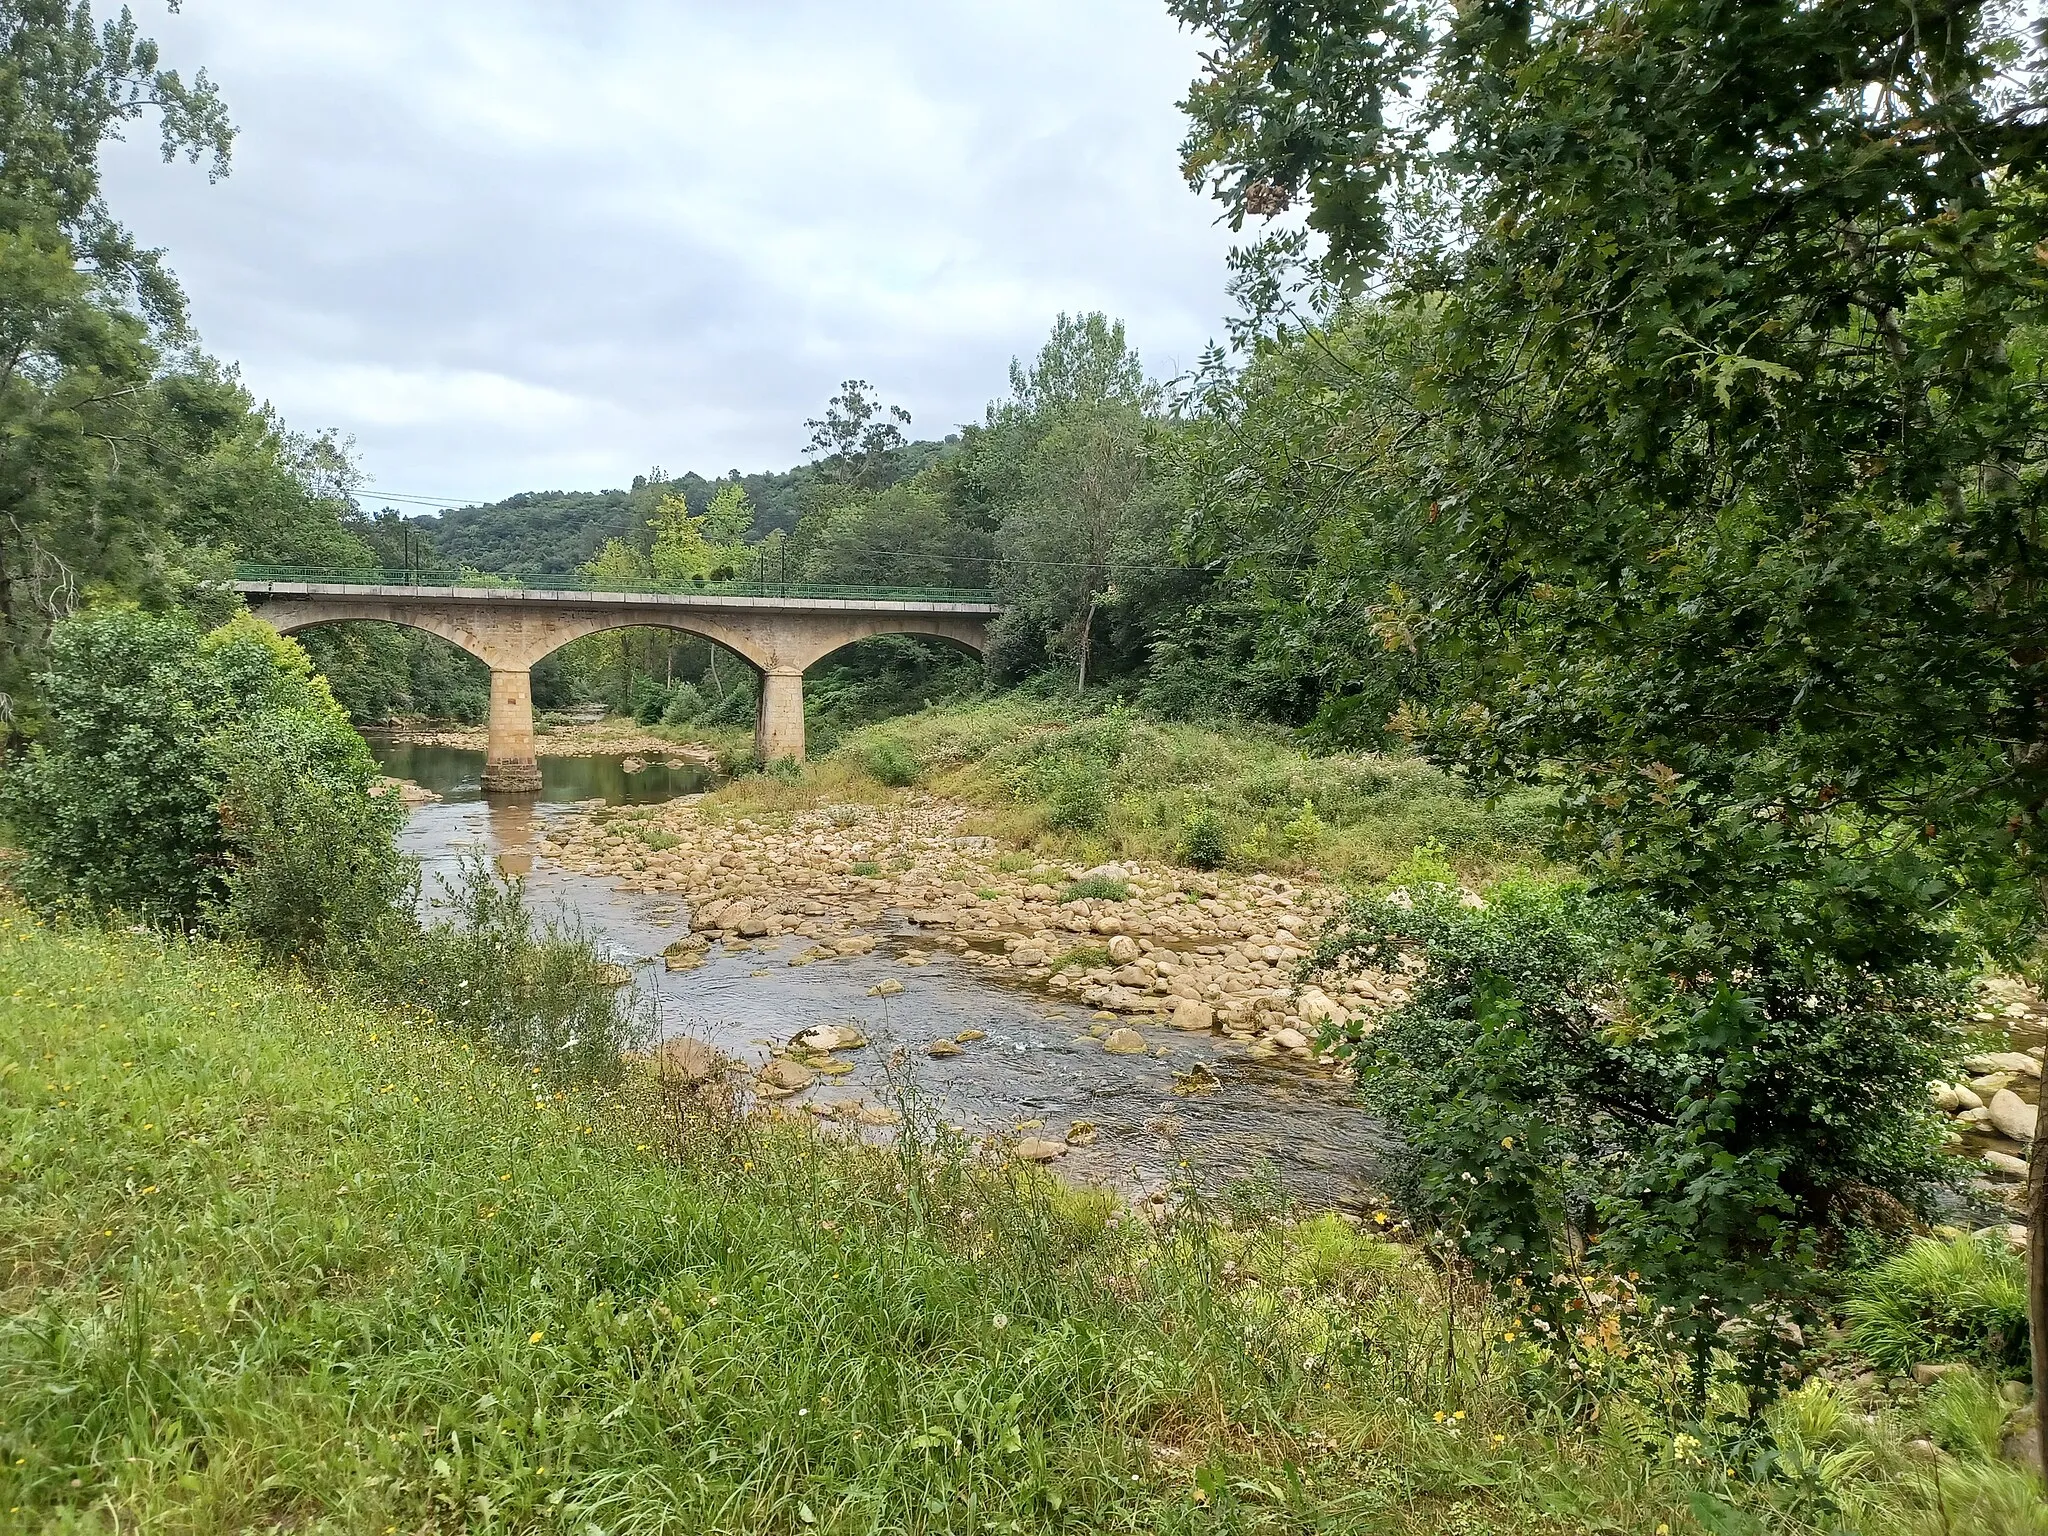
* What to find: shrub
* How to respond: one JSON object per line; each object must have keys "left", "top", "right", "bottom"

{"left": 3, "top": 608, "right": 406, "bottom": 960}
{"left": 1060, "top": 876, "right": 1129, "bottom": 903}
{"left": 1039, "top": 754, "right": 1110, "bottom": 831}
{"left": 359, "top": 850, "right": 649, "bottom": 1086}
{"left": 4, "top": 611, "right": 227, "bottom": 923}
{"left": 861, "top": 735, "right": 921, "bottom": 787}
{"left": 1847, "top": 1237, "right": 2030, "bottom": 1374}
{"left": 1179, "top": 807, "right": 1229, "bottom": 869}
{"left": 658, "top": 682, "right": 707, "bottom": 726}
{"left": 212, "top": 712, "right": 415, "bottom": 969}
{"left": 631, "top": 676, "right": 668, "bottom": 724}
{"left": 1318, "top": 873, "right": 1963, "bottom": 1393}
{"left": 1280, "top": 798, "right": 1325, "bottom": 854}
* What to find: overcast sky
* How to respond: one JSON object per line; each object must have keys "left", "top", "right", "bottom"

{"left": 99, "top": 0, "right": 1239, "bottom": 508}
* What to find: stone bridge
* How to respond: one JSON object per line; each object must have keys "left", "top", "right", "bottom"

{"left": 235, "top": 579, "right": 1000, "bottom": 791}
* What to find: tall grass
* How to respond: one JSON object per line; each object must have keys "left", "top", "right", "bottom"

{"left": 2, "top": 911, "right": 2039, "bottom": 1533}
{"left": 699, "top": 694, "right": 1553, "bottom": 882}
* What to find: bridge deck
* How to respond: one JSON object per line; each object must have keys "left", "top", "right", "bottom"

{"left": 232, "top": 579, "right": 1002, "bottom": 616}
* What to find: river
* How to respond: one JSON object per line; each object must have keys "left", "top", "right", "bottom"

{"left": 372, "top": 740, "right": 1395, "bottom": 1211}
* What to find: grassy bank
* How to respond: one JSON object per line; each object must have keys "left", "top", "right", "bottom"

{"left": 4, "top": 912, "right": 2042, "bottom": 1533}
{"left": 696, "top": 694, "right": 1552, "bottom": 885}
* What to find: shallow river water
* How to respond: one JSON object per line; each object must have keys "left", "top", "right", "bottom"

{"left": 372, "top": 741, "right": 1394, "bottom": 1209}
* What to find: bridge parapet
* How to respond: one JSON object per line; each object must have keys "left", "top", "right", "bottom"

{"left": 234, "top": 578, "right": 1001, "bottom": 784}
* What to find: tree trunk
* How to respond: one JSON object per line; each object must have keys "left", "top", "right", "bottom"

{"left": 2031, "top": 1144, "right": 2048, "bottom": 1489}
{"left": 1077, "top": 597, "right": 1096, "bottom": 694}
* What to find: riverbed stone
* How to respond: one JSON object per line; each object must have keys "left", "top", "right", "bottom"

{"left": 758, "top": 1059, "right": 815, "bottom": 1096}
{"left": 1016, "top": 1137, "right": 1067, "bottom": 1162}
{"left": 927, "top": 1038, "right": 963, "bottom": 1058}
{"left": 651, "top": 1036, "right": 725, "bottom": 1084}
{"left": 1103, "top": 1028, "right": 1147, "bottom": 1056}
{"left": 1172, "top": 999, "right": 1215, "bottom": 1033}
{"left": 1107, "top": 935, "right": 1140, "bottom": 965}
{"left": 1990, "top": 1089, "right": 2038, "bottom": 1142}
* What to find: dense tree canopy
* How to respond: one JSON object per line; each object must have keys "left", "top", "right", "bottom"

{"left": 1171, "top": 0, "right": 2048, "bottom": 1373}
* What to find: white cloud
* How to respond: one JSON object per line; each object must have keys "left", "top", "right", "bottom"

{"left": 101, "top": 0, "right": 1237, "bottom": 503}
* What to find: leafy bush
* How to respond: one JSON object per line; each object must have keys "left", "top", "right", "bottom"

{"left": 1280, "top": 798, "right": 1325, "bottom": 854}
{"left": 861, "top": 735, "right": 921, "bottom": 787}
{"left": 1320, "top": 873, "right": 1962, "bottom": 1390}
{"left": 3, "top": 608, "right": 407, "bottom": 964}
{"left": 2, "top": 609, "right": 232, "bottom": 922}
{"left": 1179, "top": 807, "right": 1228, "bottom": 869}
{"left": 1037, "top": 754, "right": 1109, "bottom": 831}
{"left": 660, "top": 682, "right": 708, "bottom": 726}
{"left": 1847, "top": 1237, "right": 2030, "bottom": 1374}
{"left": 212, "top": 711, "right": 414, "bottom": 968}
{"left": 1060, "top": 876, "right": 1129, "bottom": 903}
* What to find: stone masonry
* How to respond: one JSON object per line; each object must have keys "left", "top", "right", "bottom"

{"left": 235, "top": 580, "right": 998, "bottom": 791}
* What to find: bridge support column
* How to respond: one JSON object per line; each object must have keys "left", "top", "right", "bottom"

{"left": 482, "top": 669, "right": 543, "bottom": 794}
{"left": 755, "top": 667, "right": 805, "bottom": 765}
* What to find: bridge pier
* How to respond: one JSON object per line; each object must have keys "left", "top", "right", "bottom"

{"left": 755, "top": 668, "right": 805, "bottom": 765}
{"left": 482, "top": 669, "right": 544, "bottom": 794}
{"left": 234, "top": 580, "right": 999, "bottom": 784}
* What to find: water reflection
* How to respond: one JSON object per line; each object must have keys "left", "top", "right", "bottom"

{"left": 368, "top": 739, "right": 716, "bottom": 806}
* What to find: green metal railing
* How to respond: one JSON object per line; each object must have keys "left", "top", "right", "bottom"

{"left": 232, "top": 564, "right": 998, "bottom": 605}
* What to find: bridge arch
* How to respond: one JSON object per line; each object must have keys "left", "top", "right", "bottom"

{"left": 238, "top": 581, "right": 1000, "bottom": 790}
{"left": 257, "top": 601, "right": 499, "bottom": 668}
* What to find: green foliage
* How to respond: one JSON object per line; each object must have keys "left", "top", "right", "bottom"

{"left": 1060, "top": 875, "right": 1129, "bottom": 903}
{"left": 1321, "top": 874, "right": 1961, "bottom": 1386}
{"left": 860, "top": 735, "right": 921, "bottom": 787}
{"left": 1037, "top": 754, "right": 1110, "bottom": 832}
{"left": 1, "top": 609, "right": 411, "bottom": 967}
{"left": 1280, "top": 797, "right": 1324, "bottom": 855}
{"left": 2, "top": 609, "right": 229, "bottom": 922}
{"left": 1050, "top": 943, "right": 1112, "bottom": 973}
{"left": 1179, "top": 806, "right": 1229, "bottom": 869}
{"left": 295, "top": 622, "right": 488, "bottom": 724}
{"left": 1239, "top": 1213, "right": 1406, "bottom": 1292}
{"left": 0, "top": 10, "right": 385, "bottom": 731}
{"left": 1922, "top": 1371, "right": 2009, "bottom": 1464}
{"left": 359, "top": 851, "right": 648, "bottom": 1087}
{"left": 0, "top": 0, "right": 233, "bottom": 328}
{"left": 1847, "top": 1237, "right": 2031, "bottom": 1375}
{"left": 659, "top": 680, "right": 707, "bottom": 726}
{"left": 1176, "top": 0, "right": 2048, "bottom": 1369}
